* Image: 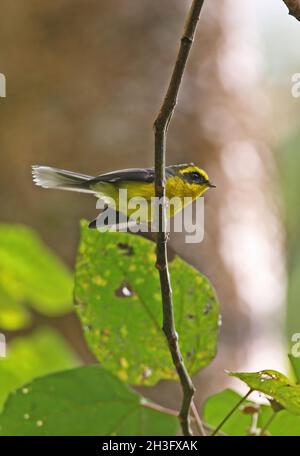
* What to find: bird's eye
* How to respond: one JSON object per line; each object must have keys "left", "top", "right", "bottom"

{"left": 187, "top": 171, "right": 207, "bottom": 184}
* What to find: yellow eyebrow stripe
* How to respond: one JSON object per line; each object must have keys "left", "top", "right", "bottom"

{"left": 179, "top": 166, "right": 209, "bottom": 181}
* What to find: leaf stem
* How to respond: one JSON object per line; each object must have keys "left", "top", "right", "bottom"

{"left": 154, "top": 0, "right": 205, "bottom": 437}
{"left": 211, "top": 389, "right": 252, "bottom": 436}
{"left": 142, "top": 399, "right": 206, "bottom": 435}
{"left": 141, "top": 399, "right": 178, "bottom": 417}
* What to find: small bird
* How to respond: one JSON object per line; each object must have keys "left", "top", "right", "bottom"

{"left": 32, "top": 164, "right": 215, "bottom": 229}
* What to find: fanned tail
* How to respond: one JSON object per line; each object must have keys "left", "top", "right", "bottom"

{"left": 32, "top": 165, "right": 94, "bottom": 193}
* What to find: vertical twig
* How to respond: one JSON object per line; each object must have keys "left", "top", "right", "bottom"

{"left": 154, "top": 0, "right": 205, "bottom": 437}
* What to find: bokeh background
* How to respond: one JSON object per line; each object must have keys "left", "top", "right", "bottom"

{"left": 1, "top": 0, "right": 300, "bottom": 413}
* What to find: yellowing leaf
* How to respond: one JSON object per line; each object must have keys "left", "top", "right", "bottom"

{"left": 74, "top": 221, "right": 219, "bottom": 385}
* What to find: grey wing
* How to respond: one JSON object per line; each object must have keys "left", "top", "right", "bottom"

{"left": 89, "top": 167, "right": 155, "bottom": 185}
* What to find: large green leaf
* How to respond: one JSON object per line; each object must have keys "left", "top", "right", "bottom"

{"left": 229, "top": 370, "right": 300, "bottom": 415}
{"left": 74, "top": 221, "right": 219, "bottom": 385}
{"left": 0, "top": 366, "right": 178, "bottom": 436}
{"left": 0, "top": 224, "right": 73, "bottom": 330}
{"left": 0, "top": 327, "right": 79, "bottom": 410}
{"left": 203, "top": 388, "right": 300, "bottom": 436}
{"left": 268, "top": 410, "right": 300, "bottom": 436}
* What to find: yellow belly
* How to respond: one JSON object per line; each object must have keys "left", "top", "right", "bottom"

{"left": 122, "top": 177, "right": 204, "bottom": 202}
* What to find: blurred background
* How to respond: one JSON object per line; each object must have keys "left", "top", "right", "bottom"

{"left": 1, "top": 0, "right": 300, "bottom": 412}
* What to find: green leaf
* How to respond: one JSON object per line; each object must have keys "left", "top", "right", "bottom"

{"left": 0, "top": 224, "right": 73, "bottom": 330}
{"left": 0, "top": 327, "right": 79, "bottom": 411}
{"left": 229, "top": 370, "right": 300, "bottom": 415}
{"left": 74, "top": 221, "right": 219, "bottom": 385}
{"left": 289, "top": 353, "right": 300, "bottom": 383}
{"left": 203, "top": 388, "right": 300, "bottom": 436}
{"left": 203, "top": 389, "right": 255, "bottom": 436}
{"left": 267, "top": 410, "right": 300, "bottom": 436}
{"left": 0, "top": 366, "right": 178, "bottom": 436}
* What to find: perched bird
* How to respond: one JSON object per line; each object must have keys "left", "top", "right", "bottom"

{"left": 32, "top": 164, "right": 215, "bottom": 229}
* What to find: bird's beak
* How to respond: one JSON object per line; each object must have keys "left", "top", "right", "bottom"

{"left": 207, "top": 181, "right": 216, "bottom": 188}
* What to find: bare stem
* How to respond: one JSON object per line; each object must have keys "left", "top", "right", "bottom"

{"left": 154, "top": 0, "right": 205, "bottom": 436}
{"left": 141, "top": 400, "right": 179, "bottom": 417}
{"left": 191, "top": 401, "right": 206, "bottom": 436}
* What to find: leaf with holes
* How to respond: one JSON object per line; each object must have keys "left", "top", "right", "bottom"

{"left": 74, "top": 221, "right": 219, "bottom": 385}
{"left": 0, "top": 366, "right": 178, "bottom": 436}
{"left": 229, "top": 370, "right": 300, "bottom": 415}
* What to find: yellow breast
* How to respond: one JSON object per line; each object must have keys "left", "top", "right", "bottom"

{"left": 166, "top": 176, "right": 204, "bottom": 201}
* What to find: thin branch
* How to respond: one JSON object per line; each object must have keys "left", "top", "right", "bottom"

{"left": 141, "top": 400, "right": 178, "bottom": 417}
{"left": 142, "top": 400, "right": 209, "bottom": 435}
{"left": 154, "top": 0, "right": 205, "bottom": 436}
{"left": 191, "top": 401, "right": 206, "bottom": 436}
{"left": 282, "top": 0, "right": 300, "bottom": 21}
{"left": 210, "top": 389, "right": 252, "bottom": 436}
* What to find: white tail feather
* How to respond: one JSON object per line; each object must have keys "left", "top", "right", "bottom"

{"left": 32, "top": 166, "right": 94, "bottom": 193}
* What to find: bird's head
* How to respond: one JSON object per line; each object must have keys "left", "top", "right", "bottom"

{"left": 173, "top": 163, "right": 216, "bottom": 190}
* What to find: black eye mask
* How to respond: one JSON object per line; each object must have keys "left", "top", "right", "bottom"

{"left": 184, "top": 171, "right": 208, "bottom": 185}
